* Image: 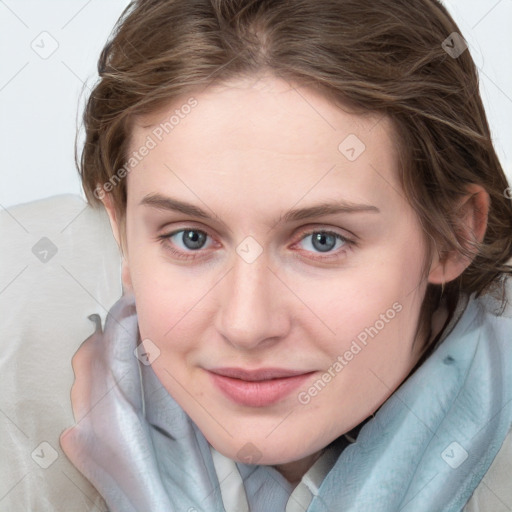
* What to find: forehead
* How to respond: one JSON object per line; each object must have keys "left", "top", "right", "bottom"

{"left": 125, "top": 74, "right": 403, "bottom": 215}
{"left": 133, "top": 73, "right": 389, "bottom": 148}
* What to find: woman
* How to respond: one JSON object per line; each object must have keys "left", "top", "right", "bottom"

{"left": 60, "top": 0, "right": 512, "bottom": 510}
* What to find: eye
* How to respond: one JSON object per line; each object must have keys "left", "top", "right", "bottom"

{"left": 157, "top": 228, "right": 215, "bottom": 261}
{"left": 293, "top": 229, "right": 354, "bottom": 261}
{"left": 173, "top": 229, "right": 209, "bottom": 250}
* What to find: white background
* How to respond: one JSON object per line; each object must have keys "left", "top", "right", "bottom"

{"left": 0, "top": 0, "right": 511, "bottom": 208}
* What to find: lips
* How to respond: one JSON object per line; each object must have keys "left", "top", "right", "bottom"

{"left": 208, "top": 367, "right": 311, "bottom": 381}
{"left": 206, "top": 367, "right": 316, "bottom": 407}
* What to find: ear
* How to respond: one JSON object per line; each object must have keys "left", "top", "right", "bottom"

{"left": 428, "top": 184, "right": 490, "bottom": 285}
{"left": 101, "top": 192, "right": 133, "bottom": 294}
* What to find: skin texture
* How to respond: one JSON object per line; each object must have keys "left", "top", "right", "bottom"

{"left": 102, "top": 73, "right": 489, "bottom": 485}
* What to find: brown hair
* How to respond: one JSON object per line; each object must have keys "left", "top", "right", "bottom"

{"left": 77, "top": 0, "right": 512, "bottom": 360}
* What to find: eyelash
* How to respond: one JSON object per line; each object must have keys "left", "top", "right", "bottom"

{"left": 156, "top": 227, "right": 355, "bottom": 263}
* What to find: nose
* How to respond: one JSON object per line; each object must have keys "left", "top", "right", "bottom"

{"left": 214, "top": 250, "right": 291, "bottom": 351}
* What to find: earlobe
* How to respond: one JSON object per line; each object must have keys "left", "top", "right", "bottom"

{"left": 427, "top": 184, "right": 490, "bottom": 285}
{"left": 427, "top": 248, "right": 466, "bottom": 286}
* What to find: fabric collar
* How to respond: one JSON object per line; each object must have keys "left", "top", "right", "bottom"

{"left": 209, "top": 430, "right": 348, "bottom": 511}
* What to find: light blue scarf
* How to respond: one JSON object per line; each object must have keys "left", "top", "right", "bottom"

{"left": 61, "top": 279, "right": 512, "bottom": 512}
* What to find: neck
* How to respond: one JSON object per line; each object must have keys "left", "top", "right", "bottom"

{"left": 271, "top": 448, "right": 325, "bottom": 486}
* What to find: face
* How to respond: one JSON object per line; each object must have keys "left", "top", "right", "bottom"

{"left": 112, "top": 74, "right": 438, "bottom": 478}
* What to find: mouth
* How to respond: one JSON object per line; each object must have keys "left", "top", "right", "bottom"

{"left": 206, "top": 367, "right": 316, "bottom": 407}
{"left": 208, "top": 367, "right": 313, "bottom": 381}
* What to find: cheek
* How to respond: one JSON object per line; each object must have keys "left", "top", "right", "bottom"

{"left": 292, "top": 262, "right": 416, "bottom": 348}
{"left": 125, "top": 247, "right": 180, "bottom": 342}
{"left": 305, "top": 242, "right": 427, "bottom": 368}
{"left": 127, "top": 249, "right": 217, "bottom": 360}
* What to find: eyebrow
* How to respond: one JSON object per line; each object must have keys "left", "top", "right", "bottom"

{"left": 140, "top": 193, "right": 380, "bottom": 224}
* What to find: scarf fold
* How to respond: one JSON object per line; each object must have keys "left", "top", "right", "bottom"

{"left": 60, "top": 282, "right": 512, "bottom": 512}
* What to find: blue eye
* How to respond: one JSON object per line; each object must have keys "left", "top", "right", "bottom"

{"left": 173, "top": 229, "right": 209, "bottom": 250}
{"left": 158, "top": 229, "right": 212, "bottom": 260}
{"left": 300, "top": 231, "right": 345, "bottom": 252}
{"left": 295, "top": 230, "right": 353, "bottom": 261}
